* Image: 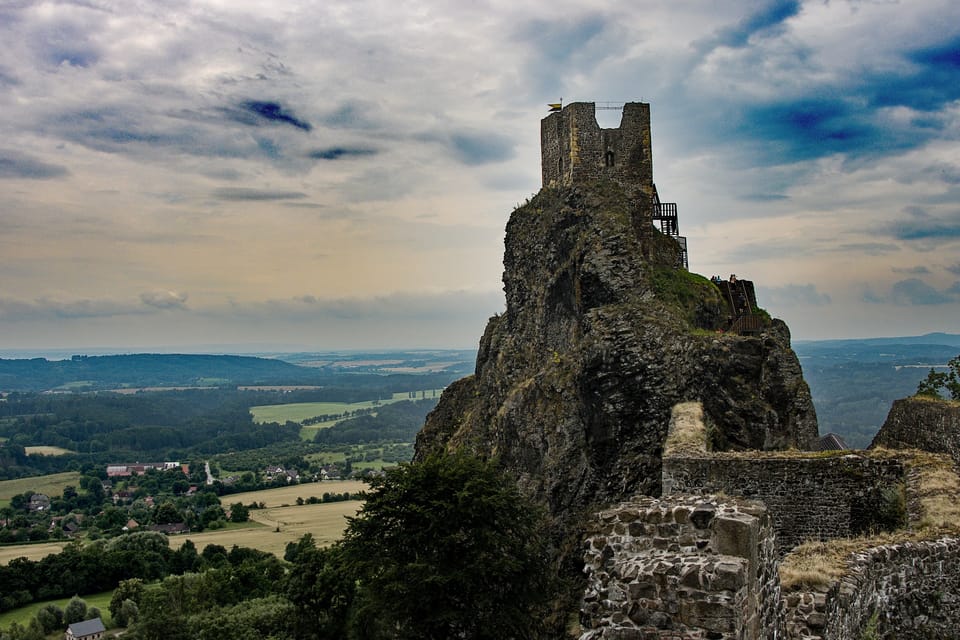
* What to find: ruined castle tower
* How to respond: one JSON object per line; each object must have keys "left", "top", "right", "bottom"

{"left": 542, "top": 102, "right": 688, "bottom": 268}
{"left": 540, "top": 102, "right": 655, "bottom": 202}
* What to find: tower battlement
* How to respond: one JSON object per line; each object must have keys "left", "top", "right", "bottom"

{"left": 540, "top": 102, "right": 654, "bottom": 201}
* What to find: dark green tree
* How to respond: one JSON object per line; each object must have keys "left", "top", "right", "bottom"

{"left": 916, "top": 355, "right": 960, "bottom": 400}
{"left": 284, "top": 535, "right": 356, "bottom": 639}
{"left": 152, "top": 501, "right": 183, "bottom": 525}
{"left": 64, "top": 595, "right": 88, "bottom": 624}
{"left": 110, "top": 578, "right": 145, "bottom": 622}
{"left": 35, "top": 603, "right": 64, "bottom": 634}
{"left": 228, "top": 502, "right": 249, "bottom": 523}
{"left": 339, "top": 452, "right": 551, "bottom": 640}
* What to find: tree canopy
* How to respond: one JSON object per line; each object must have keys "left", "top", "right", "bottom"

{"left": 339, "top": 452, "right": 552, "bottom": 640}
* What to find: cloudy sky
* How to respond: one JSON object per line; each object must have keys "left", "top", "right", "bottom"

{"left": 1, "top": 0, "right": 959, "bottom": 354}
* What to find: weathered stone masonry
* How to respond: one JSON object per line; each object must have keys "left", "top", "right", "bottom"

{"left": 579, "top": 495, "right": 784, "bottom": 640}
{"left": 788, "top": 537, "right": 960, "bottom": 640}
{"left": 662, "top": 452, "right": 905, "bottom": 553}
{"left": 541, "top": 102, "right": 655, "bottom": 203}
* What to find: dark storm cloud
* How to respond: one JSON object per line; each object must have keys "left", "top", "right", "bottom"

{"left": 450, "top": 132, "right": 515, "bottom": 165}
{"left": 515, "top": 14, "right": 608, "bottom": 62}
{"left": 319, "top": 102, "right": 382, "bottom": 130}
{"left": 834, "top": 243, "right": 900, "bottom": 256}
{"left": 511, "top": 13, "right": 618, "bottom": 95}
{"left": 888, "top": 211, "right": 960, "bottom": 242}
{"left": 866, "top": 35, "right": 960, "bottom": 112}
{"left": 758, "top": 283, "right": 831, "bottom": 306}
{"left": 704, "top": 31, "right": 960, "bottom": 167}
{"left": 0, "top": 65, "right": 19, "bottom": 86}
{"left": 237, "top": 100, "right": 312, "bottom": 131}
{"left": 0, "top": 297, "right": 145, "bottom": 320}
{"left": 892, "top": 266, "right": 931, "bottom": 275}
{"left": 0, "top": 150, "right": 69, "bottom": 179}
{"left": 32, "top": 15, "right": 101, "bottom": 69}
{"left": 741, "top": 192, "right": 789, "bottom": 202}
{"left": 140, "top": 290, "right": 188, "bottom": 310}
{"left": 213, "top": 188, "right": 308, "bottom": 201}
{"left": 702, "top": 0, "right": 801, "bottom": 50}
{"left": 890, "top": 279, "right": 955, "bottom": 305}
{"left": 307, "top": 146, "right": 378, "bottom": 161}
{"left": 731, "top": 99, "right": 891, "bottom": 164}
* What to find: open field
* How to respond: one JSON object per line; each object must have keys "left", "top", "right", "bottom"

{"left": 226, "top": 480, "right": 367, "bottom": 507}
{"left": 250, "top": 388, "right": 444, "bottom": 425}
{"left": 171, "top": 500, "right": 362, "bottom": 557}
{"left": 0, "top": 471, "right": 81, "bottom": 507}
{"left": 0, "top": 589, "right": 114, "bottom": 630}
{"left": 0, "top": 541, "right": 70, "bottom": 565}
{"left": 0, "top": 481, "right": 370, "bottom": 564}
{"left": 23, "top": 445, "right": 74, "bottom": 456}
{"left": 251, "top": 400, "right": 382, "bottom": 424}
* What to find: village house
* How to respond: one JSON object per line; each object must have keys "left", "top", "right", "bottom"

{"left": 28, "top": 493, "right": 50, "bottom": 512}
{"left": 64, "top": 617, "right": 105, "bottom": 640}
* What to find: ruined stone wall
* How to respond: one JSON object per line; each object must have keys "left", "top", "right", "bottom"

{"left": 541, "top": 102, "right": 654, "bottom": 202}
{"left": 786, "top": 537, "right": 960, "bottom": 640}
{"left": 579, "top": 495, "right": 783, "bottom": 640}
{"left": 662, "top": 453, "right": 905, "bottom": 552}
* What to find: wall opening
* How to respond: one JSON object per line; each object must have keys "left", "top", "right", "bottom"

{"left": 595, "top": 108, "right": 623, "bottom": 129}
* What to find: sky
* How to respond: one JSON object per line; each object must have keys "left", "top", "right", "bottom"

{"left": 1, "top": 0, "right": 959, "bottom": 354}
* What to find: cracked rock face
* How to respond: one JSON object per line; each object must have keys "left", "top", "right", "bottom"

{"left": 415, "top": 183, "right": 818, "bottom": 523}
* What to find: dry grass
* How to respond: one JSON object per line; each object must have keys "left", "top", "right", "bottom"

{"left": 663, "top": 402, "right": 709, "bottom": 455}
{"left": 170, "top": 500, "right": 362, "bottom": 557}
{"left": 780, "top": 448, "right": 960, "bottom": 591}
{"left": 23, "top": 445, "right": 74, "bottom": 456}
{"left": 225, "top": 480, "right": 368, "bottom": 508}
{"left": 0, "top": 541, "right": 69, "bottom": 565}
{"left": 0, "top": 471, "right": 81, "bottom": 503}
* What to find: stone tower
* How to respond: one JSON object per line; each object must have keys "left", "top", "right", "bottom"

{"left": 540, "top": 102, "right": 655, "bottom": 202}
{"left": 541, "top": 101, "right": 687, "bottom": 268}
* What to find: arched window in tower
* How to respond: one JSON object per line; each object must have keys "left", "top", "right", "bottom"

{"left": 605, "top": 150, "right": 615, "bottom": 167}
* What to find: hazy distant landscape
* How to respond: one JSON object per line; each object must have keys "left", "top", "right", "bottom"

{"left": 1, "top": 335, "right": 955, "bottom": 452}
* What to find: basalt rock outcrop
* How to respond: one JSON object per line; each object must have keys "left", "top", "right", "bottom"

{"left": 415, "top": 182, "right": 818, "bottom": 524}
{"left": 871, "top": 396, "right": 960, "bottom": 466}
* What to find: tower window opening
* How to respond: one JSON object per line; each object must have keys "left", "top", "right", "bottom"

{"left": 605, "top": 150, "right": 615, "bottom": 167}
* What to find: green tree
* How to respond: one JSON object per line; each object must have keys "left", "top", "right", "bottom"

{"left": 114, "top": 599, "right": 139, "bottom": 628}
{"left": 284, "top": 535, "right": 356, "bottom": 639}
{"left": 152, "top": 501, "right": 183, "bottom": 525}
{"left": 228, "top": 502, "right": 249, "bottom": 523}
{"left": 340, "top": 452, "right": 551, "bottom": 640}
{"left": 35, "top": 603, "right": 64, "bottom": 634}
{"left": 916, "top": 355, "right": 960, "bottom": 400}
{"left": 64, "top": 595, "right": 88, "bottom": 624}
{"left": 110, "top": 578, "right": 145, "bottom": 622}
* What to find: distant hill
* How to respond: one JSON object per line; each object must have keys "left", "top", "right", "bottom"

{"left": 0, "top": 351, "right": 474, "bottom": 392}
{"left": 794, "top": 333, "right": 960, "bottom": 448}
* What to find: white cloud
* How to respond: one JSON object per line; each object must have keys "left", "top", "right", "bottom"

{"left": 1, "top": 0, "right": 959, "bottom": 347}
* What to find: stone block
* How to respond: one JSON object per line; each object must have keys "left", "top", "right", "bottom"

{"left": 711, "top": 513, "right": 757, "bottom": 561}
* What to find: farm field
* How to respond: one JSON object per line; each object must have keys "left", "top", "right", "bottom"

{"left": 249, "top": 388, "right": 444, "bottom": 425}
{"left": 0, "top": 589, "right": 114, "bottom": 630}
{"left": 0, "top": 471, "right": 81, "bottom": 509}
{"left": 172, "top": 500, "right": 362, "bottom": 557}
{"left": 226, "top": 480, "right": 367, "bottom": 508}
{"left": 23, "top": 445, "right": 74, "bottom": 456}
{"left": 0, "top": 541, "right": 69, "bottom": 565}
